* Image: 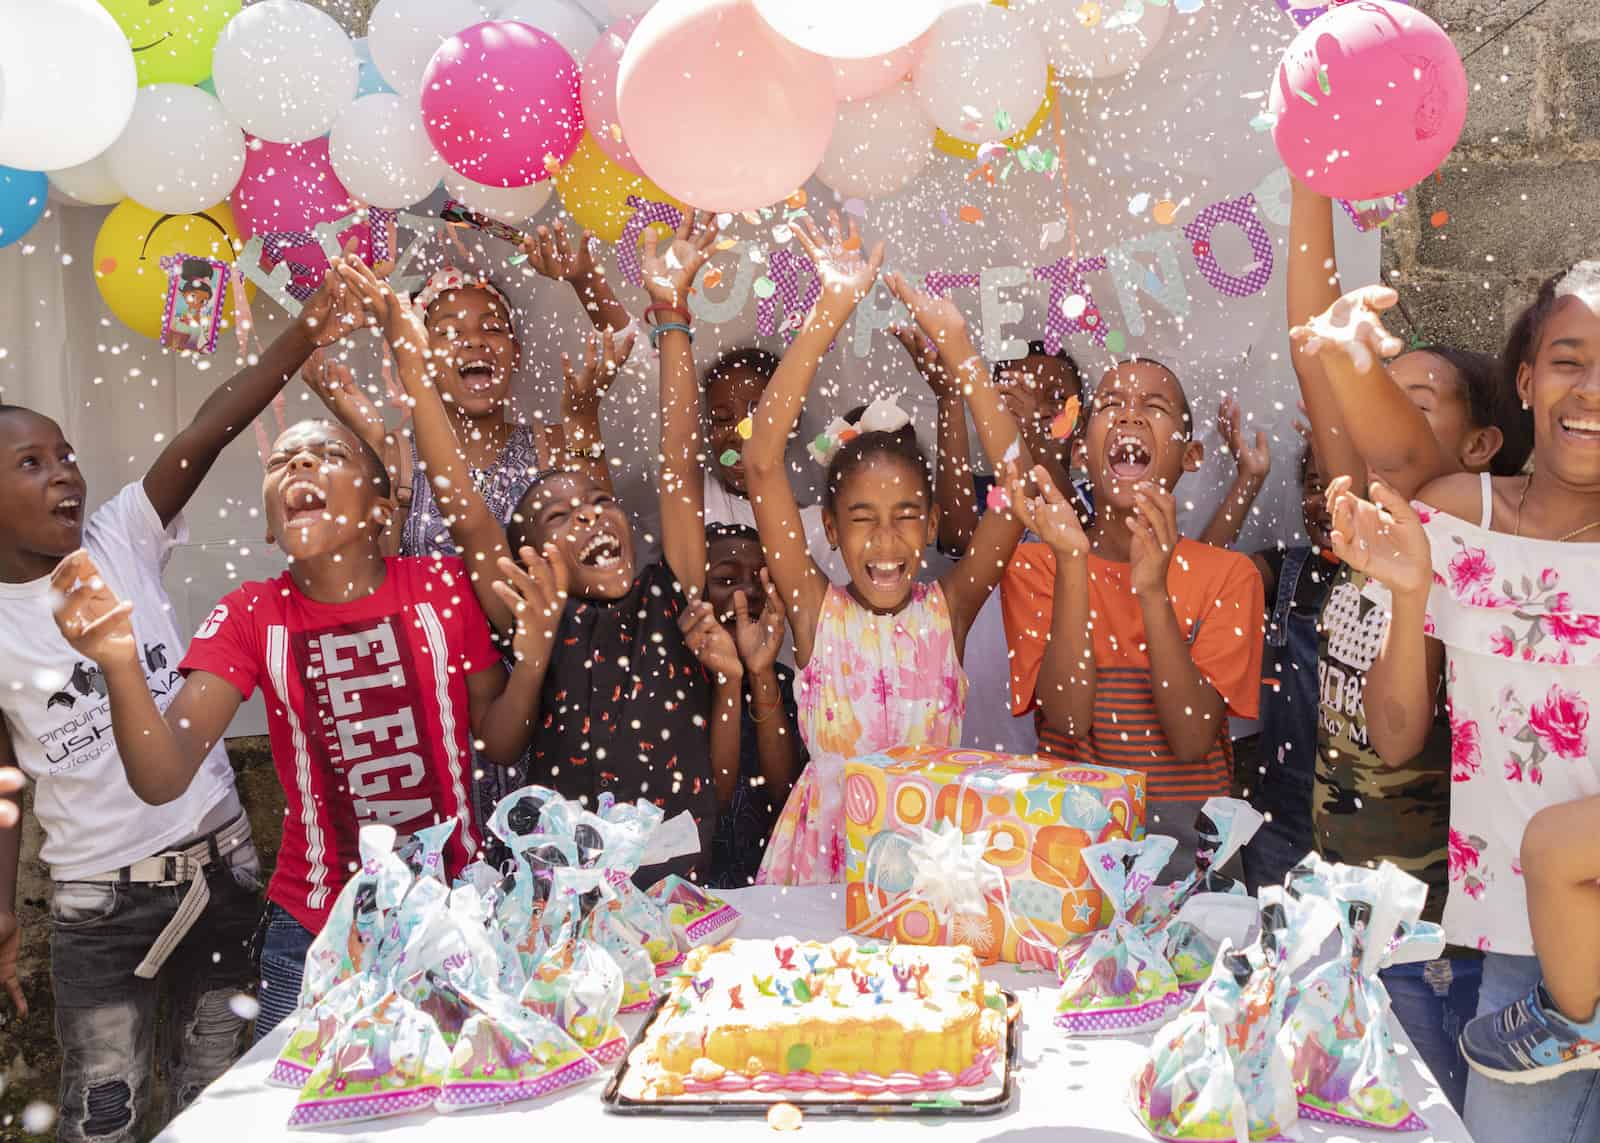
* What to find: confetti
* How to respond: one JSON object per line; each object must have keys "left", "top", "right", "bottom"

{"left": 841, "top": 198, "right": 868, "bottom": 218}
{"left": 608, "top": 123, "right": 624, "bottom": 144}
{"left": 753, "top": 276, "right": 776, "bottom": 299}
{"left": 768, "top": 1102, "right": 803, "bottom": 1131}
{"left": 1051, "top": 395, "right": 1082, "bottom": 439}
{"left": 1076, "top": 0, "right": 1104, "bottom": 28}
{"left": 986, "top": 484, "right": 1011, "bottom": 512}
{"left": 1061, "top": 294, "right": 1088, "bottom": 319}
{"left": 812, "top": 432, "right": 832, "bottom": 455}
{"left": 1106, "top": 329, "right": 1128, "bottom": 354}
{"left": 719, "top": 449, "right": 740, "bottom": 467}
{"left": 1294, "top": 88, "right": 1319, "bottom": 107}
{"left": 716, "top": 212, "right": 735, "bottom": 229}
{"left": 1316, "top": 65, "right": 1331, "bottom": 95}
{"left": 1152, "top": 199, "right": 1179, "bottom": 225}
{"left": 1040, "top": 220, "right": 1068, "bottom": 248}
{"left": 1249, "top": 112, "right": 1277, "bottom": 133}
{"left": 228, "top": 993, "right": 261, "bottom": 1021}
{"left": 786, "top": 189, "right": 808, "bottom": 209}
{"left": 1430, "top": 210, "right": 1450, "bottom": 228}
{"left": 994, "top": 109, "right": 1014, "bottom": 134}
{"left": 736, "top": 416, "right": 753, "bottom": 440}
{"left": 1127, "top": 192, "right": 1150, "bottom": 216}
{"left": 771, "top": 224, "right": 793, "bottom": 244}
{"left": 841, "top": 234, "right": 861, "bottom": 251}
{"left": 958, "top": 205, "right": 984, "bottom": 224}
{"left": 703, "top": 265, "right": 724, "bottom": 289}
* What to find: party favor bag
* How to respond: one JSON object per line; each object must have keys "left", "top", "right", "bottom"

{"left": 645, "top": 874, "right": 741, "bottom": 950}
{"left": 1144, "top": 798, "right": 1264, "bottom": 988}
{"left": 289, "top": 991, "right": 449, "bottom": 1129}
{"left": 295, "top": 825, "right": 412, "bottom": 1011}
{"left": 438, "top": 989, "right": 609, "bottom": 1112}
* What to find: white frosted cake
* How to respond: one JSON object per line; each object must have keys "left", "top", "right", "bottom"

{"left": 632, "top": 936, "right": 1007, "bottom": 1098}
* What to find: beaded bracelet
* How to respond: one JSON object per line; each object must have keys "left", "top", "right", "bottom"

{"left": 649, "top": 321, "right": 694, "bottom": 348}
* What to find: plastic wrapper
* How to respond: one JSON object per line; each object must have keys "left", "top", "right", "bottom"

{"left": 1055, "top": 835, "right": 1180, "bottom": 1034}
{"left": 1142, "top": 798, "right": 1263, "bottom": 990}
{"left": 1133, "top": 887, "right": 1339, "bottom": 1142}
{"left": 398, "top": 818, "right": 459, "bottom": 883}
{"left": 295, "top": 825, "right": 413, "bottom": 1012}
{"left": 644, "top": 875, "right": 741, "bottom": 950}
{"left": 1282, "top": 856, "right": 1445, "bottom": 1132}
{"left": 438, "top": 989, "right": 610, "bottom": 1112}
{"left": 288, "top": 990, "right": 449, "bottom": 1129}
{"left": 519, "top": 930, "right": 626, "bottom": 1057}
{"left": 269, "top": 977, "right": 376, "bottom": 1089}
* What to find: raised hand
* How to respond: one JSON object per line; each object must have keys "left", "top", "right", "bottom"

{"left": 882, "top": 270, "right": 969, "bottom": 355}
{"left": 297, "top": 240, "right": 367, "bottom": 348}
{"left": 303, "top": 350, "right": 387, "bottom": 439}
{"left": 790, "top": 210, "right": 885, "bottom": 320}
{"left": 639, "top": 210, "right": 722, "bottom": 311}
{"left": 1005, "top": 463, "right": 1088, "bottom": 559}
{"left": 521, "top": 220, "right": 602, "bottom": 284}
{"left": 890, "top": 321, "right": 956, "bottom": 401}
{"left": 1290, "top": 284, "right": 1406, "bottom": 373}
{"left": 333, "top": 258, "right": 429, "bottom": 364}
{"left": 1127, "top": 482, "right": 1179, "bottom": 597}
{"left": 561, "top": 328, "right": 636, "bottom": 420}
{"left": 50, "top": 551, "right": 137, "bottom": 667}
{"left": 732, "top": 569, "right": 785, "bottom": 675}
{"left": 491, "top": 545, "right": 570, "bottom": 669}
{"left": 1216, "top": 394, "right": 1272, "bottom": 482}
{"left": 1325, "top": 476, "right": 1433, "bottom": 597}
{"left": 679, "top": 595, "right": 743, "bottom": 683}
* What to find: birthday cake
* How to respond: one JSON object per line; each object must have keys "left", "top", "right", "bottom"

{"left": 632, "top": 937, "right": 1007, "bottom": 1098}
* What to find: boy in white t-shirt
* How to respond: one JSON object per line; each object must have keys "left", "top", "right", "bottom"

{"left": 0, "top": 262, "right": 362, "bottom": 1142}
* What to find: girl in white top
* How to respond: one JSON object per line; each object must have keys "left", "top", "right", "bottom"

{"left": 1300, "top": 269, "right": 1600, "bottom": 1143}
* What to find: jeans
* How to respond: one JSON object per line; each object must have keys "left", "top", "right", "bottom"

{"left": 1465, "top": 952, "right": 1600, "bottom": 1143}
{"left": 254, "top": 901, "right": 316, "bottom": 1044}
{"left": 50, "top": 842, "right": 260, "bottom": 1143}
{"left": 1381, "top": 956, "right": 1480, "bottom": 1115}
{"left": 1240, "top": 767, "right": 1315, "bottom": 894}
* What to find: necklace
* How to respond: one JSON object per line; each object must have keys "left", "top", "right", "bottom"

{"left": 1514, "top": 473, "right": 1600, "bottom": 542}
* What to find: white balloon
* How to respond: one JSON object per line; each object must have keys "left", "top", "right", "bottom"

{"left": 369, "top": 0, "right": 489, "bottom": 100}
{"left": 0, "top": 0, "right": 136, "bottom": 171}
{"left": 1025, "top": 0, "right": 1171, "bottom": 80}
{"left": 815, "top": 84, "right": 932, "bottom": 200}
{"left": 754, "top": 0, "right": 944, "bottom": 61}
{"left": 47, "top": 154, "right": 124, "bottom": 206}
{"left": 444, "top": 171, "right": 554, "bottom": 225}
{"left": 212, "top": 0, "right": 359, "bottom": 144}
{"left": 329, "top": 94, "right": 445, "bottom": 209}
{"left": 580, "top": 0, "right": 655, "bottom": 19}
{"left": 496, "top": 0, "right": 601, "bottom": 61}
{"left": 913, "top": 4, "right": 1047, "bottom": 145}
{"left": 105, "top": 85, "right": 245, "bottom": 214}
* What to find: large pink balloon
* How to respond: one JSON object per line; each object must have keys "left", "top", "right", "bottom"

{"left": 831, "top": 36, "right": 925, "bottom": 103}
{"left": 1270, "top": 0, "right": 1465, "bottom": 200}
{"left": 421, "top": 20, "right": 584, "bottom": 188}
{"left": 582, "top": 17, "right": 642, "bottom": 177}
{"left": 230, "top": 136, "right": 370, "bottom": 293}
{"left": 617, "top": 0, "right": 836, "bottom": 212}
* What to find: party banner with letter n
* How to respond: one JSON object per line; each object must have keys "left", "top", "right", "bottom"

{"left": 843, "top": 746, "right": 1145, "bottom": 968}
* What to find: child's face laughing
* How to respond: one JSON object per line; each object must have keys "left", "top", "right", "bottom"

{"left": 0, "top": 409, "right": 86, "bottom": 577}
{"left": 517, "top": 473, "right": 636, "bottom": 600}
{"left": 1080, "top": 362, "right": 1203, "bottom": 514}
{"left": 262, "top": 421, "right": 389, "bottom": 561}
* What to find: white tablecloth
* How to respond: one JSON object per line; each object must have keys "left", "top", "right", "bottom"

{"left": 157, "top": 886, "right": 1474, "bottom": 1142}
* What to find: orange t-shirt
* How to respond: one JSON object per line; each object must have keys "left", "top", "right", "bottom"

{"left": 1000, "top": 539, "right": 1265, "bottom": 801}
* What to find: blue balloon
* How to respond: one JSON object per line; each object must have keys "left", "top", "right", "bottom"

{"left": 357, "top": 60, "right": 393, "bottom": 97}
{"left": 0, "top": 167, "right": 48, "bottom": 249}
{"left": 197, "top": 76, "right": 218, "bottom": 97}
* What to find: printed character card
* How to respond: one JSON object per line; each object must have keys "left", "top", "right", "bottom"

{"left": 160, "top": 254, "right": 230, "bottom": 353}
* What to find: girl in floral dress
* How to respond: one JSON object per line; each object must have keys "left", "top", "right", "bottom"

{"left": 743, "top": 213, "right": 1028, "bottom": 885}
{"left": 1303, "top": 267, "right": 1600, "bottom": 1143}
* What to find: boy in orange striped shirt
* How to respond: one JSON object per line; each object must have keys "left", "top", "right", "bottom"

{"left": 1001, "top": 360, "right": 1264, "bottom": 873}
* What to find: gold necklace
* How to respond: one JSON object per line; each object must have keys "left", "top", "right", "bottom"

{"left": 1514, "top": 473, "right": 1600, "bottom": 542}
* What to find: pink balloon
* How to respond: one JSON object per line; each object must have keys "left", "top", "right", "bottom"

{"left": 617, "top": 0, "right": 836, "bottom": 212}
{"left": 421, "top": 20, "right": 584, "bottom": 188}
{"left": 1270, "top": 0, "right": 1465, "bottom": 200}
{"left": 230, "top": 136, "right": 370, "bottom": 293}
{"left": 831, "top": 36, "right": 925, "bottom": 103}
{"left": 582, "top": 16, "right": 643, "bottom": 176}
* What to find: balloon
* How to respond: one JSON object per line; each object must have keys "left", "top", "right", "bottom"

{"left": 212, "top": 0, "right": 359, "bottom": 145}
{"left": 421, "top": 21, "right": 584, "bottom": 188}
{"left": 914, "top": 4, "right": 1047, "bottom": 147}
{"left": 582, "top": 0, "right": 656, "bottom": 17}
{"left": 554, "top": 132, "right": 681, "bottom": 242}
{"left": 352, "top": 37, "right": 395, "bottom": 96}
{"left": 369, "top": 0, "right": 489, "bottom": 100}
{"left": 46, "top": 155, "right": 125, "bottom": 207}
{"left": 93, "top": 198, "right": 248, "bottom": 341}
{"left": 1270, "top": 0, "right": 1466, "bottom": 200}
{"left": 617, "top": 0, "right": 836, "bottom": 212}
{"left": 99, "top": 0, "right": 240, "bottom": 86}
{"left": 0, "top": 168, "right": 49, "bottom": 249}
{"left": 831, "top": 38, "right": 925, "bottom": 103}
{"left": 0, "top": 0, "right": 136, "bottom": 171}
{"left": 581, "top": 17, "right": 642, "bottom": 176}
{"left": 497, "top": 0, "right": 602, "bottom": 61}
{"left": 1026, "top": 0, "right": 1171, "bottom": 81}
{"left": 105, "top": 85, "right": 245, "bottom": 215}
{"left": 933, "top": 68, "right": 1056, "bottom": 160}
{"left": 753, "top": 0, "right": 943, "bottom": 60}
{"left": 330, "top": 95, "right": 446, "bottom": 210}
{"left": 231, "top": 137, "right": 369, "bottom": 291}
{"left": 444, "top": 171, "right": 554, "bottom": 224}
{"left": 815, "top": 84, "right": 932, "bottom": 200}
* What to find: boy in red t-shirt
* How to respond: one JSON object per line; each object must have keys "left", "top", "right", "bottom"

{"left": 51, "top": 418, "right": 546, "bottom": 1037}
{"left": 1000, "top": 360, "right": 1264, "bottom": 871}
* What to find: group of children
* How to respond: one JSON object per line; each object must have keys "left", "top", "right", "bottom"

{"left": 0, "top": 188, "right": 1596, "bottom": 1142}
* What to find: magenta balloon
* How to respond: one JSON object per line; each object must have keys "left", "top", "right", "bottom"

{"left": 421, "top": 20, "right": 584, "bottom": 188}
{"left": 230, "top": 136, "right": 370, "bottom": 292}
{"left": 1270, "top": 0, "right": 1465, "bottom": 200}
{"left": 582, "top": 16, "right": 643, "bottom": 176}
{"left": 616, "top": 0, "right": 836, "bottom": 212}
{"left": 831, "top": 37, "right": 925, "bottom": 103}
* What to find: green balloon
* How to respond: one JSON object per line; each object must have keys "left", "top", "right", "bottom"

{"left": 99, "top": 0, "right": 241, "bottom": 87}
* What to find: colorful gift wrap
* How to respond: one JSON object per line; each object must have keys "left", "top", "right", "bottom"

{"left": 843, "top": 746, "right": 1145, "bottom": 966}
{"left": 646, "top": 874, "right": 741, "bottom": 950}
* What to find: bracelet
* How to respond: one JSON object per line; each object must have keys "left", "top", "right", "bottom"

{"left": 648, "top": 321, "right": 694, "bottom": 349}
{"left": 643, "top": 303, "right": 690, "bottom": 325}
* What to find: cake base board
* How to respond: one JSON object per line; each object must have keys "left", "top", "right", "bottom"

{"left": 602, "top": 991, "right": 1021, "bottom": 1118}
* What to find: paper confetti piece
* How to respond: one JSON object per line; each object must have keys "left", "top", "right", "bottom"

{"left": 958, "top": 205, "right": 984, "bottom": 224}
{"left": 716, "top": 212, "right": 734, "bottom": 228}
{"left": 608, "top": 123, "right": 624, "bottom": 144}
{"left": 1430, "top": 210, "right": 1450, "bottom": 228}
{"left": 1051, "top": 395, "right": 1081, "bottom": 439}
{"left": 1249, "top": 112, "right": 1277, "bottom": 133}
{"left": 768, "top": 1103, "right": 803, "bottom": 1131}
{"left": 842, "top": 198, "right": 868, "bottom": 218}
{"left": 1152, "top": 199, "right": 1179, "bottom": 225}
{"left": 703, "top": 266, "right": 724, "bottom": 289}
{"left": 1061, "top": 294, "right": 1088, "bottom": 319}
{"left": 812, "top": 432, "right": 832, "bottom": 455}
{"left": 1040, "top": 220, "right": 1067, "bottom": 249}
{"left": 1003, "top": 435, "right": 1022, "bottom": 465}
{"left": 1076, "top": 0, "right": 1103, "bottom": 28}
{"left": 986, "top": 484, "right": 1011, "bottom": 512}
{"left": 1106, "top": 329, "right": 1128, "bottom": 354}
{"left": 736, "top": 416, "right": 753, "bottom": 440}
{"left": 741, "top": 210, "right": 763, "bottom": 227}
{"left": 1316, "top": 65, "right": 1331, "bottom": 94}
{"left": 1295, "top": 88, "right": 1319, "bottom": 107}
{"left": 994, "top": 108, "right": 1014, "bottom": 134}
{"left": 753, "top": 276, "right": 776, "bottom": 299}
{"left": 719, "top": 449, "right": 740, "bottom": 467}
{"left": 786, "top": 190, "right": 808, "bottom": 209}
{"left": 841, "top": 234, "right": 861, "bottom": 251}
{"left": 771, "top": 224, "right": 793, "bottom": 244}
{"left": 1127, "top": 192, "right": 1150, "bottom": 215}
{"left": 506, "top": 252, "right": 528, "bottom": 266}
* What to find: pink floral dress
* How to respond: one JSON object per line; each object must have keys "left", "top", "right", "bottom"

{"left": 757, "top": 583, "right": 968, "bottom": 885}
{"left": 1417, "top": 474, "right": 1600, "bottom": 955}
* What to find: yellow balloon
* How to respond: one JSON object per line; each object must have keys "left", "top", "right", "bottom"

{"left": 555, "top": 134, "right": 685, "bottom": 244}
{"left": 94, "top": 199, "right": 250, "bottom": 342}
{"left": 99, "top": 0, "right": 241, "bottom": 86}
{"left": 934, "top": 69, "right": 1058, "bottom": 161}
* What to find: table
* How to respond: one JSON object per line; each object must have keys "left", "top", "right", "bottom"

{"left": 158, "top": 886, "right": 1474, "bottom": 1142}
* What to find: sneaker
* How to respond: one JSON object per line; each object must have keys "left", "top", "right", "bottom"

{"left": 1459, "top": 984, "right": 1600, "bottom": 1085}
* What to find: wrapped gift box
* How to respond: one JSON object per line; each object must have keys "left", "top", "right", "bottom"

{"left": 843, "top": 746, "right": 1146, "bottom": 967}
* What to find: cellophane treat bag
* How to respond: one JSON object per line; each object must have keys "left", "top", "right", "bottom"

{"left": 288, "top": 990, "right": 449, "bottom": 1129}
{"left": 1142, "top": 797, "right": 1264, "bottom": 989}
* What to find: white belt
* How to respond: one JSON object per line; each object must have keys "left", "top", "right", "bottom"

{"left": 68, "top": 812, "right": 253, "bottom": 979}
